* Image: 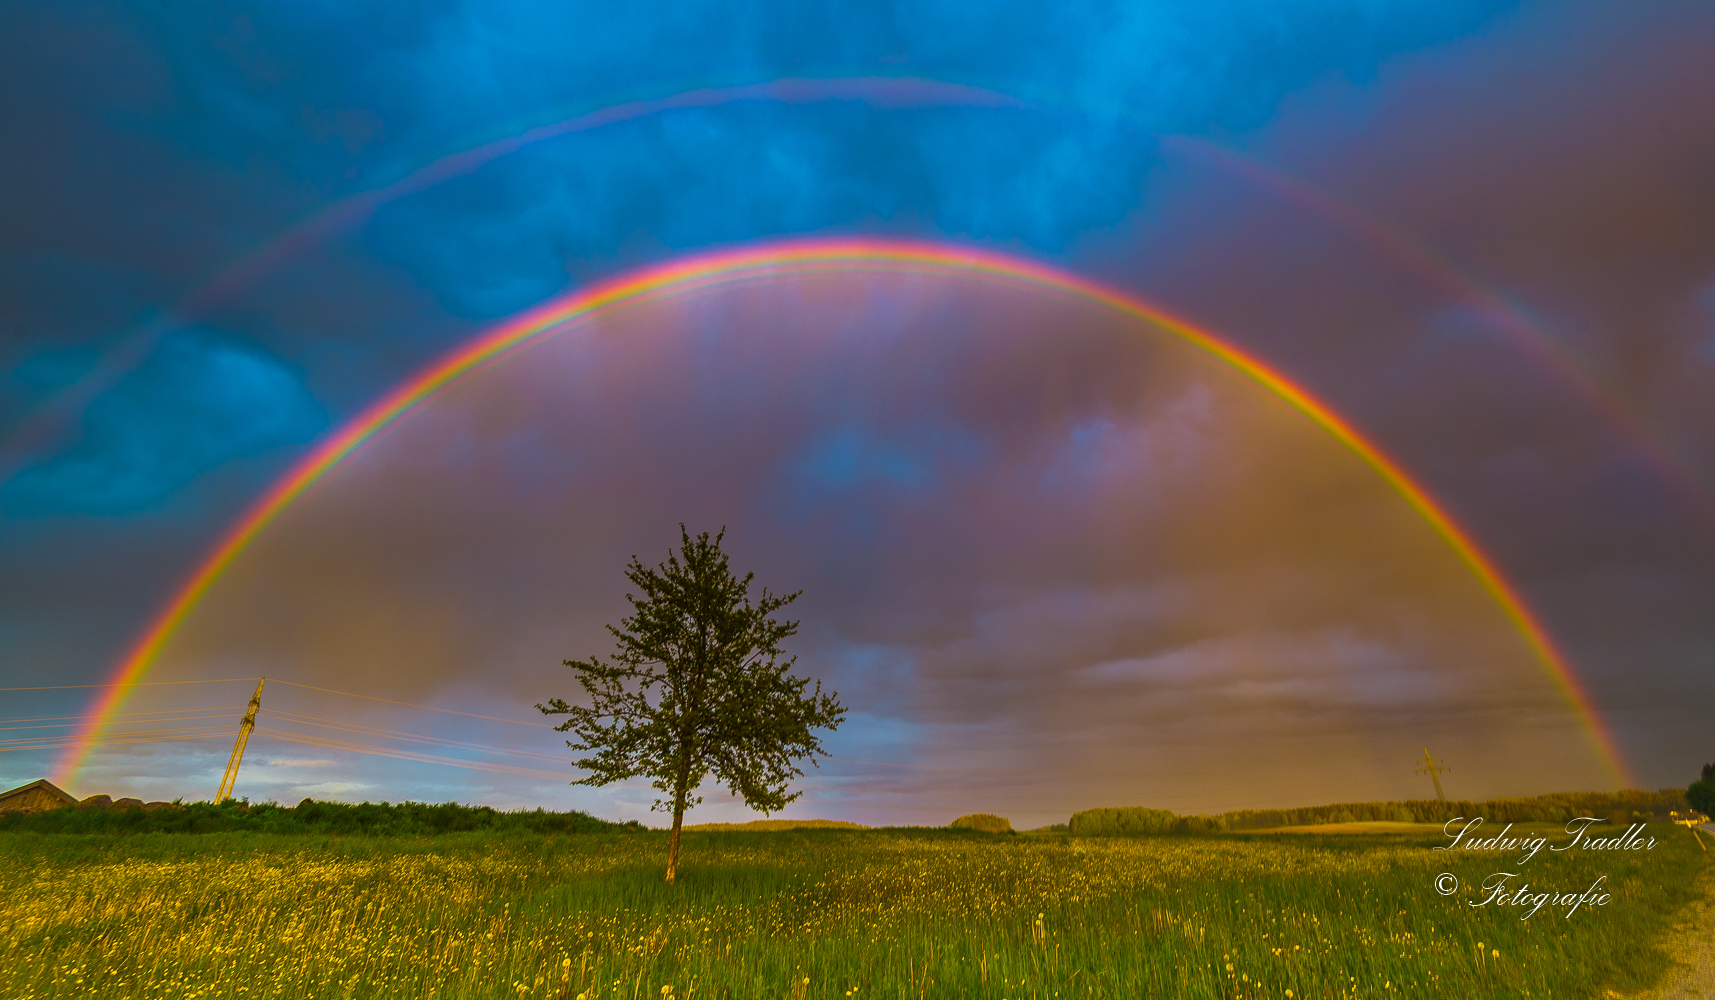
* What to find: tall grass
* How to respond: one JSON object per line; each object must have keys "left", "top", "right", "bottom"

{"left": 2, "top": 823, "right": 1705, "bottom": 999}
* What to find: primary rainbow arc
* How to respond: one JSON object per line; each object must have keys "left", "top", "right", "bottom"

{"left": 53, "top": 236, "right": 1632, "bottom": 789}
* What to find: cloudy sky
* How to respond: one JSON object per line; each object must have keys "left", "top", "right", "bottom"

{"left": 2, "top": 0, "right": 1712, "bottom": 828}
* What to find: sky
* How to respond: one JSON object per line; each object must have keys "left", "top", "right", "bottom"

{"left": 2, "top": 0, "right": 1713, "bottom": 829}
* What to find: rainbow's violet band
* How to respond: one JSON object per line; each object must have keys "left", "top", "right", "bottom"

{"left": 52, "top": 237, "right": 1632, "bottom": 790}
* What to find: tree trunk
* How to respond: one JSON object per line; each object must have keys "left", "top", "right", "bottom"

{"left": 665, "top": 798, "right": 685, "bottom": 884}
{"left": 665, "top": 753, "right": 693, "bottom": 885}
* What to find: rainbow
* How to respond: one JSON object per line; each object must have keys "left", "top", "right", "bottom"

{"left": 53, "top": 237, "right": 1633, "bottom": 788}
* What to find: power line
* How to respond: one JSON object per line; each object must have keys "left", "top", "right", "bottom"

{"left": 13, "top": 677, "right": 1064, "bottom": 803}
{"left": 14, "top": 706, "right": 1054, "bottom": 778}
{"left": 10, "top": 699, "right": 1096, "bottom": 817}
{"left": 266, "top": 680, "right": 554, "bottom": 728}
{"left": 266, "top": 709, "right": 570, "bottom": 765}
{"left": 265, "top": 710, "right": 1015, "bottom": 775}
{"left": 0, "top": 712, "right": 241, "bottom": 733}
{"left": 250, "top": 728, "right": 855, "bottom": 799}
{"left": 2, "top": 676, "right": 549, "bottom": 728}
{"left": 255, "top": 727, "right": 581, "bottom": 782}
{"left": 820, "top": 755, "right": 1017, "bottom": 774}
{"left": 0, "top": 723, "right": 238, "bottom": 748}
{"left": 0, "top": 730, "right": 233, "bottom": 753}
{"left": 0, "top": 678, "right": 260, "bottom": 692}
{"left": 0, "top": 707, "right": 243, "bottom": 725}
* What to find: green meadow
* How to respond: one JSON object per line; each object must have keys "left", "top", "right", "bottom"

{"left": 2, "top": 811, "right": 1707, "bottom": 1000}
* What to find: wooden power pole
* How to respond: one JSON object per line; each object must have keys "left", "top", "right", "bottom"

{"left": 216, "top": 679, "right": 265, "bottom": 802}
{"left": 1416, "top": 746, "right": 1450, "bottom": 801}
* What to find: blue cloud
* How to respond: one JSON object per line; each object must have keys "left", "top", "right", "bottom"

{"left": 147, "top": 0, "right": 1518, "bottom": 318}
{"left": 10, "top": 346, "right": 103, "bottom": 395}
{"left": 795, "top": 419, "right": 987, "bottom": 494}
{"left": 2, "top": 331, "right": 325, "bottom": 515}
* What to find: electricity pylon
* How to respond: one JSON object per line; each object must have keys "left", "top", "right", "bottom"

{"left": 216, "top": 679, "right": 265, "bottom": 802}
{"left": 1416, "top": 746, "right": 1450, "bottom": 801}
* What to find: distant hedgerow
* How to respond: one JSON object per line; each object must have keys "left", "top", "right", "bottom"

{"left": 1068, "top": 788, "right": 1690, "bottom": 836}
{"left": 0, "top": 798, "right": 635, "bottom": 836}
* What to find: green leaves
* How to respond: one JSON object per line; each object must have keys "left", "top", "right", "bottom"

{"left": 538, "top": 525, "right": 846, "bottom": 818}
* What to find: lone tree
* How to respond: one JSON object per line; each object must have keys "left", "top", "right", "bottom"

{"left": 538, "top": 526, "right": 845, "bottom": 884}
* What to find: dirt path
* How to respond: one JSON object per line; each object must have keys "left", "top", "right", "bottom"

{"left": 1620, "top": 827, "right": 1715, "bottom": 1000}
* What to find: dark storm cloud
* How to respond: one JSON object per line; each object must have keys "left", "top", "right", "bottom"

{"left": 2, "top": 0, "right": 1521, "bottom": 483}
{"left": 3, "top": 330, "right": 324, "bottom": 514}
{"left": 4, "top": 0, "right": 1712, "bottom": 820}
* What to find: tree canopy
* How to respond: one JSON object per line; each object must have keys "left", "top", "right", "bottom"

{"left": 537, "top": 526, "right": 845, "bottom": 883}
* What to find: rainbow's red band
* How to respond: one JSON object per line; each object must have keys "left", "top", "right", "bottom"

{"left": 54, "top": 237, "right": 1632, "bottom": 789}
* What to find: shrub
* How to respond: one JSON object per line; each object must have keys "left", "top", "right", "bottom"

{"left": 949, "top": 814, "right": 1013, "bottom": 833}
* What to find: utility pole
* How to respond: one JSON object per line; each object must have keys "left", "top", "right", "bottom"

{"left": 216, "top": 679, "right": 265, "bottom": 803}
{"left": 1416, "top": 746, "right": 1449, "bottom": 801}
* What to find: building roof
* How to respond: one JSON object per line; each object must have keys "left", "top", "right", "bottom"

{"left": 0, "top": 778, "right": 79, "bottom": 807}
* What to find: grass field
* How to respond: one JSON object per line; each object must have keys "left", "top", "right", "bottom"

{"left": 2, "top": 823, "right": 1706, "bottom": 999}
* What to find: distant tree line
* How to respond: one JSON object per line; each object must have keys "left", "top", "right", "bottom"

{"left": 0, "top": 798, "right": 636, "bottom": 836}
{"left": 1069, "top": 788, "right": 1692, "bottom": 836}
{"left": 1067, "top": 807, "right": 1177, "bottom": 835}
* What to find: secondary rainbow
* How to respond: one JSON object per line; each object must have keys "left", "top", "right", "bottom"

{"left": 13, "top": 75, "right": 1705, "bottom": 539}
{"left": 53, "top": 237, "right": 1633, "bottom": 788}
